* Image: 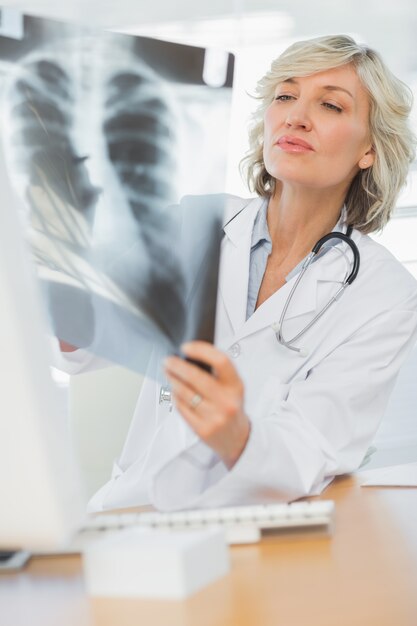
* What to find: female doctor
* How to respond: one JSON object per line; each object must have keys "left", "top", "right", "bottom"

{"left": 76, "top": 34, "right": 417, "bottom": 512}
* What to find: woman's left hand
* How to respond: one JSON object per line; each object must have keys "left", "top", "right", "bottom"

{"left": 164, "top": 341, "right": 250, "bottom": 469}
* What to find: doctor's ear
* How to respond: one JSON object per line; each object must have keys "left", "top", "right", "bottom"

{"left": 358, "top": 150, "right": 375, "bottom": 170}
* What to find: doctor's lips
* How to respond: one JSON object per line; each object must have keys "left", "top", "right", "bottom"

{"left": 276, "top": 136, "right": 314, "bottom": 153}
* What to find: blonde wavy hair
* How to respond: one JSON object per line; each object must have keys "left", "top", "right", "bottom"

{"left": 241, "top": 35, "right": 416, "bottom": 233}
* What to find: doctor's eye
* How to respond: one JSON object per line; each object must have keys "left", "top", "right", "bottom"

{"left": 322, "top": 102, "right": 343, "bottom": 113}
{"left": 274, "top": 94, "right": 295, "bottom": 102}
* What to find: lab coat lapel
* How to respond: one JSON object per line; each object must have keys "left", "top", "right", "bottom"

{"left": 233, "top": 261, "right": 319, "bottom": 341}
{"left": 218, "top": 197, "right": 264, "bottom": 334}
{"left": 232, "top": 233, "right": 352, "bottom": 343}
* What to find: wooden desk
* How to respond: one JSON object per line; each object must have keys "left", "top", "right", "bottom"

{"left": 2, "top": 476, "right": 417, "bottom": 626}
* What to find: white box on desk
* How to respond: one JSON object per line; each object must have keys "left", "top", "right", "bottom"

{"left": 82, "top": 527, "right": 230, "bottom": 599}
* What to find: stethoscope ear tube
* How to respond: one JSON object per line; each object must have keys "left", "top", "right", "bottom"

{"left": 312, "top": 228, "right": 360, "bottom": 285}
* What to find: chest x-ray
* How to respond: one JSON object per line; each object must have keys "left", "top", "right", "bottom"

{"left": 0, "top": 13, "right": 234, "bottom": 377}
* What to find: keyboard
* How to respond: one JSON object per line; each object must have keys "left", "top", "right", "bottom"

{"left": 77, "top": 500, "right": 335, "bottom": 546}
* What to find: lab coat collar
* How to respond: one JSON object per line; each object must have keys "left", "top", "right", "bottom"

{"left": 222, "top": 196, "right": 265, "bottom": 246}
{"left": 219, "top": 197, "right": 360, "bottom": 340}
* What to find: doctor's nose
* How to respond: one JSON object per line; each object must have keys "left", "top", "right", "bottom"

{"left": 285, "top": 105, "right": 312, "bottom": 131}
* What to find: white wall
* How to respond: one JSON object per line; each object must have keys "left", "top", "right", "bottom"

{"left": 69, "top": 366, "right": 143, "bottom": 498}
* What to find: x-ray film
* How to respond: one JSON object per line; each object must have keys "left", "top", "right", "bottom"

{"left": 0, "top": 12, "right": 234, "bottom": 377}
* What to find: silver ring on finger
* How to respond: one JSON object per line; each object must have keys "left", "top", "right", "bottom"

{"left": 189, "top": 393, "right": 203, "bottom": 409}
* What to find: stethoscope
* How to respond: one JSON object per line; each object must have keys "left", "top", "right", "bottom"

{"left": 273, "top": 225, "right": 360, "bottom": 357}
{"left": 159, "top": 213, "right": 360, "bottom": 407}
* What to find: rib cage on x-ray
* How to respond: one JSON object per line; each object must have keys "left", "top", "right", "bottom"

{"left": 0, "top": 18, "right": 232, "bottom": 377}
{"left": 5, "top": 39, "right": 188, "bottom": 353}
{"left": 102, "top": 61, "right": 187, "bottom": 343}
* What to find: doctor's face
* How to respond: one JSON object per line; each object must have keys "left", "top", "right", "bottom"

{"left": 263, "top": 64, "right": 374, "bottom": 195}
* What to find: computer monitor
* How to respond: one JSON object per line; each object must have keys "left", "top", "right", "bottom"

{"left": 0, "top": 141, "right": 86, "bottom": 551}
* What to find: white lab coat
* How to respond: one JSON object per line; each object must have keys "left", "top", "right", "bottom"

{"left": 75, "top": 194, "right": 417, "bottom": 512}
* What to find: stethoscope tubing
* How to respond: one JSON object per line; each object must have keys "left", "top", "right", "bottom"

{"left": 276, "top": 226, "right": 360, "bottom": 354}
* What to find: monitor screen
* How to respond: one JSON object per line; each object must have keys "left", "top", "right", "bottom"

{"left": 0, "top": 137, "right": 86, "bottom": 550}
